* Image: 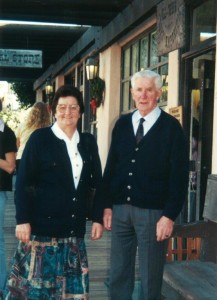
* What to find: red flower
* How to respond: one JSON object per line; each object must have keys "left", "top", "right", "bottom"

{"left": 90, "top": 98, "right": 97, "bottom": 115}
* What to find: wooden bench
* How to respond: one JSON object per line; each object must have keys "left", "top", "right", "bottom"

{"left": 162, "top": 220, "right": 217, "bottom": 300}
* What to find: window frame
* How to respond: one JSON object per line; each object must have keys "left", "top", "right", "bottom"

{"left": 121, "top": 28, "right": 169, "bottom": 113}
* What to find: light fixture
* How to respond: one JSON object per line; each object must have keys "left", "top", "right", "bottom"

{"left": 86, "top": 56, "right": 98, "bottom": 80}
{"left": 45, "top": 79, "right": 53, "bottom": 96}
{"left": 45, "top": 78, "right": 54, "bottom": 104}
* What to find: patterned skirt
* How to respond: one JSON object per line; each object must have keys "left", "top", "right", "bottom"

{"left": 5, "top": 236, "right": 89, "bottom": 300}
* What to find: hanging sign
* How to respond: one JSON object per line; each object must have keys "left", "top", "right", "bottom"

{"left": 157, "top": 0, "right": 185, "bottom": 56}
{"left": 0, "top": 49, "right": 42, "bottom": 68}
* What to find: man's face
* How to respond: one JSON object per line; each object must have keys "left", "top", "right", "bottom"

{"left": 131, "top": 77, "right": 162, "bottom": 116}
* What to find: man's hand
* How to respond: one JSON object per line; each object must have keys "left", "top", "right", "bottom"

{"left": 91, "top": 222, "right": 103, "bottom": 240}
{"left": 15, "top": 223, "right": 31, "bottom": 243}
{"left": 156, "top": 216, "right": 174, "bottom": 241}
{"left": 103, "top": 208, "right": 112, "bottom": 230}
{"left": 0, "top": 152, "right": 16, "bottom": 174}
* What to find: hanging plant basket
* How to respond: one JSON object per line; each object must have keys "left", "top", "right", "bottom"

{"left": 90, "top": 77, "right": 105, "bottom": 107}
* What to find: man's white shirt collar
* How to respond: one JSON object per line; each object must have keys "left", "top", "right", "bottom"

{"left": 132, "top": 106, "right": 161, "bottom": 135}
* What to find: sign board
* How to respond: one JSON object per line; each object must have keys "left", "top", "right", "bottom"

{"left": 169, "top": 105, "right": 183, "bottom": 125}
{"left": 157, "top": 0, "right": 185, "bottom": 56}
{"left": 0, "top": 49, "right": 42, "bottom": 68}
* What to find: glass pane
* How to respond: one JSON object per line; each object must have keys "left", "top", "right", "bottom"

{"left": 150, "top": 31, "right": 158, "bottom": 66}
{"left": 72, "top": 71, "right": 76, "bottom": 86}
{"left": 131, "top": 42, "right": 139, "bottom": 75}
{"left": 130, "top": 93, "right": 135, "bottom": 110}
{"left": 151, "top": 67, "right": 158, "bottom": 73}
{"left": 140, "top": 36, "right": 148, "bottom": 70}
{"left": 80, "top": 68, "right": 83, "bottom": 86}
{"left": 192, "top": 0, "right": 216, "bottom": 46}
{"left": 160, "top": 64, "right": 168, "bottom": 76}
{"left": 160, "top": 54, "right": 168, "bottom": 63}
{"left": 123, "top": 48, "right": 130, "bottom": 79}
{"left": 122, "top": 82, "right": 130, "bottom": 111}
{"left": 187, "top": 89, "right": 200, "bottom": 222}
{"left": 159, "top": 64, "right": 168, "bottom": 103}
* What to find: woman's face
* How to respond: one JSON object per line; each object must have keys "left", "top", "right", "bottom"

{"left": 55, "top": 96, "right": 81, "bottom": 130}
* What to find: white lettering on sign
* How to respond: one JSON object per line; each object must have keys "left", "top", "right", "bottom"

{"left": 0, "top": 49, "right": 42, "bottom": 68}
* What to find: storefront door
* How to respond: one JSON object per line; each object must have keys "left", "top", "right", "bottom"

{"left": 188, "top": 52, "right": 215, "bottom": 221}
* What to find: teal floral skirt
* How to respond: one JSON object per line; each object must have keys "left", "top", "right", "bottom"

{"left": 5, "top": 236, "right": 89, "bottom": 300}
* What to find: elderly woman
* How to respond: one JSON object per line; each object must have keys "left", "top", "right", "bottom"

{"left": 5, "top": 85, "right": 104, "bottom": 299}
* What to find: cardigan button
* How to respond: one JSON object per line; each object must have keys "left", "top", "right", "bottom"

{"left": 131, "top": 159, "right": 135, "bottom": 163}
{"left": 72, "top": 214, "right": 75, "bottom": 218}
{"left": 129, "top": 172, "right": 133, "bottom": 176}
{"left": 135, "top": 148, "right": 139, "bottom": 151}
{"left": 127, "top": 185, "right": 131, "bottom": 189}
{"left": 72, "top": 198, "right": 77, "bottom": 202}
{"left": 127, "top": 197, "right": 131, "bottom": 201}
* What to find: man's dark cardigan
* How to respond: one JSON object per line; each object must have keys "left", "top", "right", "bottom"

{"left": 15, "top": 127, "right": 103, "bottom": 238}
{"left": 103, "top": 110, "right": 189, "bottom": 221}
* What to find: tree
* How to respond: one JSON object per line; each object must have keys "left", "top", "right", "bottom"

{"left": 11, "top": 81, "right": 36, "bottom": 107}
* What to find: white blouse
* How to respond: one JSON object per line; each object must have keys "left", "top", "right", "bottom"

{"left": 52, "top": 122, "right": 83, "bottom": 189}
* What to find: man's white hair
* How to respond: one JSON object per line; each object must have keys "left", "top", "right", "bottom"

{"left": 131, "top": 70, "right": 163, "bottom": 89}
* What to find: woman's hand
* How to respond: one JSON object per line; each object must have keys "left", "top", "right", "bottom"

{"left": 91, "top": 222, "right": 103, "bottom": 240}
{"left": 15, "top": 223, "right": 31, "bottom": 243}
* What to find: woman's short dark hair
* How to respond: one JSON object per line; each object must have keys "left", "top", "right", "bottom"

{"left": 51, "top": 85, "right": 85, "bottom": 115}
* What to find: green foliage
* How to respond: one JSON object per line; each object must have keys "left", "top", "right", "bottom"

{"left": 11, "top": 82, "right": 36, "bottom": 107}
{"left": 0, "top": 106, "right": 30, "bottom": 132}
{"left": 90, "top": 77, "right": 105, "bottom": 107}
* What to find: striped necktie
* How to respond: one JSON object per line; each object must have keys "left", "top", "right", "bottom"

{"left": 135, "top": 118, "right": 145, "bottom": 144}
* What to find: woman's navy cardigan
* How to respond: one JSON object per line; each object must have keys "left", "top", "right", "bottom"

{"left": 103, "top": 110, "right": 189, "bottom": 221}
{"left": 15, "top": 127, "right": 103, "bottom": 238}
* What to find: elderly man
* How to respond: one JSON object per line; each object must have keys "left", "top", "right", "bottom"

{"left": 103, "top": 70, "right": 189, "bottom": 299}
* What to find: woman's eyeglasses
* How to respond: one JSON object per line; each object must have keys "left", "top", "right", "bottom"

{"left": 57, "top": 104, "right": 80, "bottom": 113}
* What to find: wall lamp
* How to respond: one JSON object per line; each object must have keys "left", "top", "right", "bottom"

{"left": 85, "top": 56, "right": 98, "bottom": 80}
{"left": 45, "top": 78, "right": 54, "bottom": 104}
{"left": 85, "top": 56, "right": 105, "bottom": 110}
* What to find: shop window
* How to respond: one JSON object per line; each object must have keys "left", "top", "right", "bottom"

{"left": 121, "top": 29, "right": 168, "bottom": 113}
{"left": 192, "top": 0, "right": 216, "bottom": 46}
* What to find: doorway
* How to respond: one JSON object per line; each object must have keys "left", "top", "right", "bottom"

{"left": 187, "top": 51, "right": 215, "bottom": 221}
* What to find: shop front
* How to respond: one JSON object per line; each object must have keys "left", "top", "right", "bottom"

{"left": 182, "top": 0, "right": 216, "bottom": 222}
